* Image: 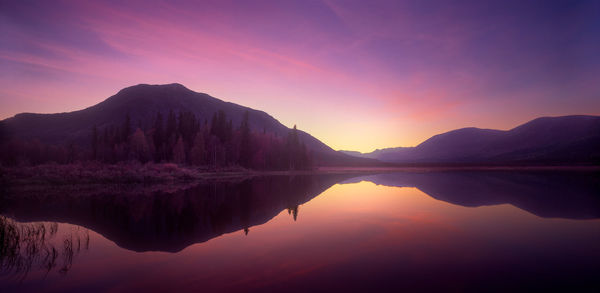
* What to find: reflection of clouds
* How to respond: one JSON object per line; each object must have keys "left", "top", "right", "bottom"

{"left": 0, "top": 216, "right": 89, "bottom": 280}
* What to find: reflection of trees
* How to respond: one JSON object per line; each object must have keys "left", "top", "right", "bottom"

{"left": 287, "top": 205, "right": 299, "bottom": 221}
{"left": 0, "top": 216, "right": 89, "bottom": 280}
{"left": 2, "top": 173, "right": 359, "bottom": 252}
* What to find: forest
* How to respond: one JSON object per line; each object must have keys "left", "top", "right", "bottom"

{"left": 0, "top": 110, "right": 313, "bottom": 170}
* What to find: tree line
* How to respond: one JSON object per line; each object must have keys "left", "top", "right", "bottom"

{"left": 1, "top": 110, "right": 313, "bottom": 170}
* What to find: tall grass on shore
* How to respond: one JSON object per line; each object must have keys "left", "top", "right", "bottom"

{"left": 0, "top": 216, "right": 89, "bottom": 280}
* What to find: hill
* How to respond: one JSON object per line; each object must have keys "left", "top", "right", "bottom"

{"left": 342, "top": 115, "right": 600, "bottom": 165}
{"left": 0, "top": 83, "right": 379, "bottom": 167}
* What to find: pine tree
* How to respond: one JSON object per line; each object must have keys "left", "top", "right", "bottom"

{"left": 91, "top": 125, "right": 98, "bottom": 160}
{"left": 190, "top": 132, "right": 205, "bottom": 165}
{"left": 210, "top": 112, "right": 218, "bottom": 138}
{"left": 130, "top": 128, "right": 150, "bottom": 163}
{"left": 287, "top": 125, "right": 300, "bottom": 170}
{"left": 239, "top": 111, "right": 252, "bottom": 167}
{"left": 178, "top": 111, "right": 198, "bottom": 147}
{"left": 153, "top": 112, "right": 164, "bottom": 161}
{"left": 122, "top": 113, "right": 132, "bottom": 142}
{"left": 166, "top": 110, "right": 177, "bottom": 160}
{"left": 211, "top": 110, "right": 228, "bottom": 143}
{"left": 173, "top": 136, "right": 186, "bottom": 164}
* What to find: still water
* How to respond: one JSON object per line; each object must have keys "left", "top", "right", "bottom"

{"left": 1, "top": 171, "right": 599, "bottom": 292}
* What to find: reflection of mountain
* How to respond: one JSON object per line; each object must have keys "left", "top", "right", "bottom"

{"left": 1, "top": 171, "right": 598, "bottom": 254}
{"left": 344, "top": 171, "right": 600, "bottom": 219}
{"left": 0, "top": 174, "right": 356, "bottom": 253}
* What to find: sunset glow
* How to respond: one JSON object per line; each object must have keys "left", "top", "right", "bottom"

{"left": 1, "top": 0, "right": 599, "bottom": 152}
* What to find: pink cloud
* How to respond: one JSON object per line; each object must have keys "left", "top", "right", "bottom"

{"left": 2, "top": 0, "right": 599, "bottom": 152}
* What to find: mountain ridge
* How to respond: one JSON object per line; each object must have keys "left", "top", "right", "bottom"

{"left": 0, "top": 83, "right": 380, "bottom": 166}
{"left": 342, "top": 115, "right": 600, "bottom": 165}
{"left": 2, "top": 84, "right": 598, "bottom": 166}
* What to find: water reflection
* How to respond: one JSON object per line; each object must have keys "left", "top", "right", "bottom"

{"left": 1, "top": 174, "right": 356, "bottom": 252}
{"left": 1, "top": 171, "right": 598, "bottom": 256}
{"left": 0, "top": 170, "right": 598, "bottom": 291}
{"left": 347, "top": 170, "right": 600, "bottom": 219}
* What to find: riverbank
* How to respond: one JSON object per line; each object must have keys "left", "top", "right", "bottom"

{"left": 2, "top": 163, "right": 598, "bottom": 186}
{"left": 0, "top": 162, "right": 371, "bottom": 186}
{"left": 0, "top": 163, "right": 253, "bottom": 185}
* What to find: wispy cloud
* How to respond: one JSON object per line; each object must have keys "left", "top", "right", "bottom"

{"left": 1, "top": 0, "right": 599, "bottom": 152}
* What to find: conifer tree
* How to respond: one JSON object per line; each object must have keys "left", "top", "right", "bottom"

{"left": 190, "top": 132, "right": 205, "bottom": 165}
{"left": 122, "top": 113, "right": 132, "bottom": 142}
{"left": 239, "top": 111, "right": 252, "bottom": 167}
{"left": 130, "top": 128, "right": 150, "bottom": 163}
{"left": 91, "top": 125, "right": 98, "bottom": 160}
{"left": 153, "top": 112, "right": 164, "bottom": 161}
{"left": 173, "top": 136, "right": 186, "bottom": 164}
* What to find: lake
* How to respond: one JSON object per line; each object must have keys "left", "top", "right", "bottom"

{"left": 1, "top": 170, "right": 599, "bottom": 292}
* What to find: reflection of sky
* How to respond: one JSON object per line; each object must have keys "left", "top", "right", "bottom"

{"left": 3, "top": 182, "right": 599, "bottom": 291}
{"left": 1, "top": 1, "right": 599, "bottom": 152}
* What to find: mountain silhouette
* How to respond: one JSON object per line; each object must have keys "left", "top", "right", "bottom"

{"left": 0, "top": 83, "right": 377, "bottom": 166}
{"left": 342, "top": 115, "right": 600, "bottom": 165}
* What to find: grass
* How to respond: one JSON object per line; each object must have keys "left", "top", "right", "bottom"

{"left": 0, "top": 162, "right": 255, "bottom": 185}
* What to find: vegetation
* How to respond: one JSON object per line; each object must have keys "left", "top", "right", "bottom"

{"left": 1, "top": 162, "right": 217, "bottom": 185}
{"left": 0, "top": 110, "right": 313, "bottom": 171}
{"left": 0, "top": 216, "right": 89, "bottom": 279}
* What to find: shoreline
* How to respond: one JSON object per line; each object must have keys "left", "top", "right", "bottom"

{"left": 318, "top": 165, "right": 600, "bottom": 172}
{"left": 2, "top": 163, "right": 598, "bottom": 186}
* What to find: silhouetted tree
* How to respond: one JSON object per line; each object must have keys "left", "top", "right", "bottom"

{"left": 2, "top": 107, "right": 315, "bottom": 170}
{"left": 122, "top": 113, "right": 132, "bottom": 142}
{"left": 190, "top": 131, "right": 205, "bottom": 165}
{"left": 292, "top": 205, "right": 299, "bottom": 221}
{"left": 130, "top": 128, "right": 150, "bottom": 163}
{"left": 166, "top": 110, "right": 177, "bottom": 138}
{"left": 287, "top": 205, "right": 299, "bottom": 221}
{"left": 91, "top": 125, "right": 98, "bottom": 160}
{"left": 178, "top": 111, "right": 198, "bottom": 147}
{"left": 173, "top": 137, "right": 186, "bottom": 164}
{"left": 211, "top": 110, "right": 232, "bottom": 144}
{"left": 239, "top": 111, "right": 253, "bottom": 167}
{"left": 287, "top": 125, "right": 300, "bottom": 170}
{"left": 166, "top": 110, "right": 177, "bottom": 160}
{"left": 153, "top": 112, "right": 164, "bottom": 161}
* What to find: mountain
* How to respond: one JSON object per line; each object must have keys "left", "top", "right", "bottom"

{"left": 343, "top": 115, "right": 600, "bottom": 165}
{"left": 0, "top": 83, "right": 378, "bottom": 166}
{"left": 340, "top": 147, "right": 412, "bottom": 160}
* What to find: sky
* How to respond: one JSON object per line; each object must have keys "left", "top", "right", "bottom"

{"left": 1, "top": 0, "right": 599, "bottom": 152}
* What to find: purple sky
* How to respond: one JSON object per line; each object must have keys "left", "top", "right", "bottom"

{"left": 1, "top": 0, "right": 599, "bottom": 152}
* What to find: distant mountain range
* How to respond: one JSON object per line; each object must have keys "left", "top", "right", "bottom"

{"left": 0, "top": 83, "right": 377, "bottom": 166}
{"left": 342, "top": 115, "right": 600, "bottom": 165}
{"left": 1, "top": 83, "right": 598, "bottom": 166}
